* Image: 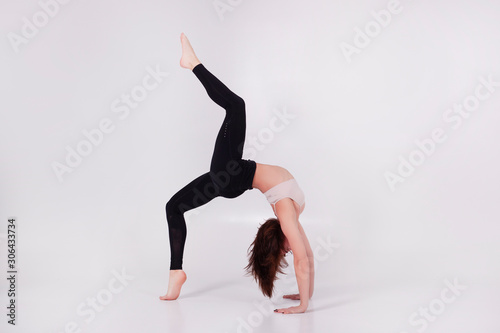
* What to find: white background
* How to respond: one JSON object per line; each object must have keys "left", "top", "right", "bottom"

{"left": 1, "top": 0, "right": 500, "bottom": 332}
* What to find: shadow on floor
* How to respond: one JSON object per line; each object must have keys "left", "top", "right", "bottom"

{"left": 180, "top": 279, "right": 241, "bottom": 299}
{"left": 310, "top": 295, "right": 362, "bottom": 312}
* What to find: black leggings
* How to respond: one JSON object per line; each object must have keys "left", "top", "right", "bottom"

{"left": 165, "top": 64, "right": 256, "bottom": 270}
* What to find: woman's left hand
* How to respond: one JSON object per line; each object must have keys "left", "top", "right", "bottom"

{"left": 283, "top": 294, "right": 300, "bottom": 300}
{"left": 274, "top": 304, "right": 308, "bottom": 314}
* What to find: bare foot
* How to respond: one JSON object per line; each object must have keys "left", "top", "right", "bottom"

{"left": 180, "top": 33, "right": 201, "bottom": 70}
{"left": 159, "top": 270, "right": 187, "bottom": 300}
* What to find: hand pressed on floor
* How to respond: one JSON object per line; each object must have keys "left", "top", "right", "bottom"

{"left": 283, "top": 294, "right": 300, "bottom": 300}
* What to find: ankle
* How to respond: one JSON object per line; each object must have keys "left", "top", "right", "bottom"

{"left": 190, "top": 60, "right": 201, "bottom": 71}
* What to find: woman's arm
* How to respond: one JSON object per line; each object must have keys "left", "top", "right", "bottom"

{"left": 273, "top": 199, "right": 310, "bottom": 314}
{"left": 283, "top": 222, "right": 314, "bottom": 300}
{"left": 299, "top": 222, "right": 314, "bottom": 298}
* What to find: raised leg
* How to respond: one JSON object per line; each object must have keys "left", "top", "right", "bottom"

{"left": 180, "top": 33, "right": 247, "bottom": 169}
{"left": 192, "top": 64, "right": 247, "bottom": 175}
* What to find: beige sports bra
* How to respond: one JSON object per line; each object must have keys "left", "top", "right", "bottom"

{"left": 263, "top": 178, "right": 305, "bottom": 211}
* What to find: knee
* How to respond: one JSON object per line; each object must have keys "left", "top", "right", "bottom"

{"left": 166, "top": 200, "right": 178, "bottom": 220}
{"left": 166, "top": 199, "right": 188, "bottom": 221}
{"left": 228, "top": 95, "right": 245, "bottom": 111}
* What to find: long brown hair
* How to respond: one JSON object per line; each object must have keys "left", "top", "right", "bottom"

{"left": 245, "top": 218, "right": 288, "bottom": 297}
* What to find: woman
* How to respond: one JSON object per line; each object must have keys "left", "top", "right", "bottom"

{"left": 159, "top": 33, "right": 314, "bottom": 314}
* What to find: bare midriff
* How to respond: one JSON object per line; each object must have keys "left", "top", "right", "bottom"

{"left": 252, "top": 163, "right": 305, "bottom": 216}
{"left": 252, "top": 163, "right": 294, "bottom": 192}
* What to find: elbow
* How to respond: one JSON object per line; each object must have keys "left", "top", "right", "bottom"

{"left": 294, "top": 257, "right": 310, "bottom": 278}
{"left": 308, "top": 253, "right": 314, "bottom": 268}
{"left": 295, "top": 256, "right": 309, "bottom": 266}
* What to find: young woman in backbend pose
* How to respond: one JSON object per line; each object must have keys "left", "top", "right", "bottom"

{"left": 159, "top": 33, "right": 314, "bottom": 314}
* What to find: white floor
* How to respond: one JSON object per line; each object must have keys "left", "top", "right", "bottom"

{"left": 2, "top": 217, "right": 499, "bottom": 333}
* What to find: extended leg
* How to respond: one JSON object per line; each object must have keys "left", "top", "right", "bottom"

{"left": 181, "top": 32, "right": 255, "bottom": 198}
{"left": 192, "top": 64, "right": 247, "bottom": 173}
{"left": 180, "top": 33, "right": 249, "bottom": 179}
